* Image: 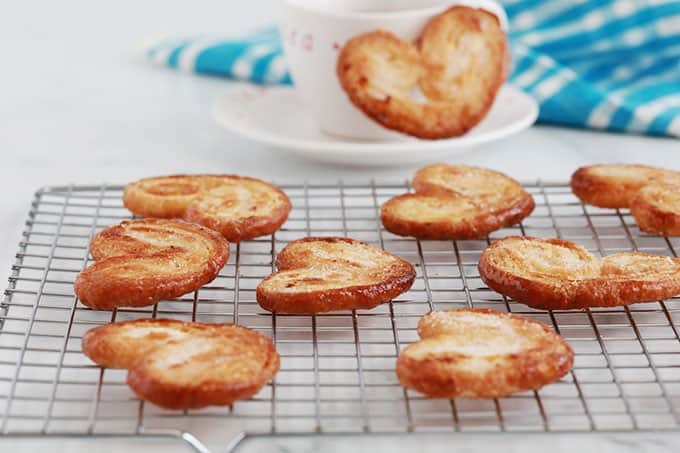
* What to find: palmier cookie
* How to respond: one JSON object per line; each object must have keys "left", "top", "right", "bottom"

{"left": 75, "top": 219, "right": 229, "bottom": 310}
{"left": 571, "top": 164, "right": 680, "bottom": 209}
{"left": 478, "top": 236, "right": 680, "bottom": 310}
{"left": 123, "top": 175, "right": 291, "bottom": 242}
{"left": 337, "top": 6, "right": 508, "bottom": 139}
{"left": 256, "top": 237, "right": 416, "bottom": 314}
{"left": 397, "top": 309, "right": 573, "bottom": 398}
{"left": 381, "top": 164, "right": 534, "bottom": 240}
{"left": 631, "top": 184, "right": 680, "bottom": 236}
{"left": 82, "top": 319, "right": 279, "bottom": 409}
{"left": 82, "top": 318, "right": 211, "bottom": 368}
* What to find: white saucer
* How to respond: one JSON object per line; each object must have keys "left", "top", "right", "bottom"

{"left": 213, "top": 83, "right": 538, "bottom": 166}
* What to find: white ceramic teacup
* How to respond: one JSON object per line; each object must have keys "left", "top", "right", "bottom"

{"left": 280, "top": 0, "right": 508, "bottom": 141}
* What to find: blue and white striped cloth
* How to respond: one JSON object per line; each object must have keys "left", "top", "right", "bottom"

{"left": 148, "top": 1, "right": 680, "bottom": 137}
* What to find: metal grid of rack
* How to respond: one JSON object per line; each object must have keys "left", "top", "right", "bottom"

{"left": 2, "top": 181, "right": 680, "bottom": 448}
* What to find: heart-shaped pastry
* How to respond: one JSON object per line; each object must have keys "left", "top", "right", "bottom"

{"left": 478, "top": 236, "right": 680, "bottom": 309}
{"left": 572, "top": 164, "right": 680, "bottom": 236}
{"left": 75, "top": 219, "right": 229, "bottom": 309}
{"left": 631, "top": 183, "right": 680, "bottom": 236}
{"left": 123, "top": 174, "right": 291, "bottom": 242}
{"left": 256, "top": 237, "right": 416, "bottom": 314}
{"left": 83, "top": 319, "right": 279, "bottom": 409}
{"left": 381, "top": 164, "right": 534, "bottom": 239}
{"left": 571, "top": 164, "right": 680, "bottom": 209}
{"left": 397, "top": 309, "right": 573, "bottom": 398}
{"left": 337, "top": 6, "right": 508, "bottom": 139}
{"left": 82, "top": 318, "right": 214, "bottom": 368}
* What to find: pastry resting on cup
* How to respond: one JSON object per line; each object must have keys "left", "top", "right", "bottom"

{"left": 337, "top": 6, "right": 508, "bottom": 139}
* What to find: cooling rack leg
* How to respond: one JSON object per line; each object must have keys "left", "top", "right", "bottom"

{"left": 181, "top": 431, "right": 214, "bottom": 453}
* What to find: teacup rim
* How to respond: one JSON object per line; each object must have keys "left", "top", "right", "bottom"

{"left": 282, "top": 0, "right": 444, "bottom": 19}
{"left": 281, "top": 0, "right": 508, "bottom": 29}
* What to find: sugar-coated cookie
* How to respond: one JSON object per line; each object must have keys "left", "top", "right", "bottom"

{"left": 75, "top": 219, "right": 229, "bottom": 309}
{"left": 337, "top": 6, "right": 508, "bottom": 139}
{"left": 478, "top": 236, "right": 680, "bottom": 309}
{"left": 571, "top": 164, "right": 680, "bottom": 209}
{"left": 123, "top": 175, "right": 291, "bottom": 242}
{"left": 397, "top": 309, "right": 573, "bottom": 398}
{"left": 83, "top": 318, "right": 280, "bottom": 410}
{"left": 82, "top": 318, "right": 210, "bottom": 368}
{"left": 631, "top": 183, "right": 680, "bottom": 236}
{"left": 256, "top": 237, "right": 415, "bottom": 314}
{"left": 381, "top": 164, "right": 534, "bottom": 240}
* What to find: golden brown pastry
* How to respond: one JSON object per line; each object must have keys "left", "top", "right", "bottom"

{"left": 123, "top": 174, "right": 291, "bottom": 242}
{"left": 571, "top": 164, "right": 680, "bottom": 209}
{"left": 256, "top": 237, "right": 416, "bottom": 314}
{"left": 478, "top": 236, "right": 680, "bottom": 309}
{"left": 75, "top": 219, "right": 229, "bottom": 310}
{"left": 631, "top": 183, "right": 680, "bottom": 236}
{"left": 82, "top": 318, "right": 213, "bottom": 368}
{"left": 83, "top": 318, "right": 280, "bottom": 410}
{"left": 123, "top": 175, "right": 226, "bottom": 218}
{"left": 381, "top": 164, "right": 534, "bottom": 239}
{"left": 337, "top": 6, "right": 508, "bottom": 139}
{"left": 397, "top": 309, "right": 573, "bottom": 398}
{"left": 127, "top": 327, "right": 279, "bottom": 410}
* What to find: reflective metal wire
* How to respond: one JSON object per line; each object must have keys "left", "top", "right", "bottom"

{"left": 1, "top": 182, "right": 679, "bottom": 437}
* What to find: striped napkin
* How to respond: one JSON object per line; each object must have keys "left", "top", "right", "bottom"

{"left": 148, "top": 1, "right": 680, "bottom": 137}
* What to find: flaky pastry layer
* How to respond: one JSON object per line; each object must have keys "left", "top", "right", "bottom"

{"left": 397, "top": 309, "right": 573, "bottom": 398}
{"left": 631, "top": 183, "right": 680, "bottom": 236}
{"left": 337, "top": 6, "right": 508, "bottom": 139}
{"left": 479, "top": 236, "right": 680, "bottom": 309}
{"left": 83, "top": 318, "right": 279, "bottom": 410}
{"left": 256, "top": 237, "right": 415, "bottom": 314}
{"left": 123, "top": 174, "right": 291, "bottom": 242}
{"left": 571, "top": 164, "right": 680, "bottom": 209}
{"left": 75, "top": 219, "right": 229, "bottom": 309}
{"left": 381, "top": 164, "right": 534, "bottom": 240}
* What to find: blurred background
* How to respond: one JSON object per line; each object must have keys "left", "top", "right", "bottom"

{"left": 0, "top": 0, "right": 272, "bottom": 165}
{"left": 3, "top": 0, "right": 679, "bottom": 173}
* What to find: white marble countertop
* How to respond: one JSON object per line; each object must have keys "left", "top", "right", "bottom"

{"left": 1, "top": 1, "right": 679, "bottom": 451}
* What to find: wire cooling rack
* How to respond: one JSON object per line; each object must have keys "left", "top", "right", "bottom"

{"left": 2, "top": 181, "right": 680, "bottom": 451}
